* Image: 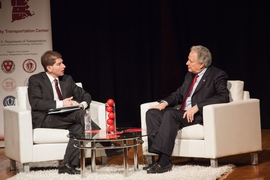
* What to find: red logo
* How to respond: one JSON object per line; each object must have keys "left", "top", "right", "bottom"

{"left": 22, "top": 59, "right": 37, "bottom": 73}
{"left": 1, "top": 60, "right": 15, "bottom": 74}
{"left": 11, "top": 0, "right": 35, "bottom": 22}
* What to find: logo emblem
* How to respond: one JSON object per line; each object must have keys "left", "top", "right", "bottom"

{"left": 22, "top": 59, "right": 37, "bottom": 73}
{"left": 11, "top": 0, "right": 35, "bottom": 22}
{"left": 3, "top": 95, "right": 16, "bottom": 106}
{"left": 1, "top": 60, "right": 15, "bottom": 74}
{"left": 2, "top": 78, "right": 16, "bottom": 92}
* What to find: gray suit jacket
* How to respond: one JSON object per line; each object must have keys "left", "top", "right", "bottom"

{"left": 28, "top": 72, "right": 91, "bottom": 128}
{"left": 163, "top": 66, "right": 229, "bottom": 124}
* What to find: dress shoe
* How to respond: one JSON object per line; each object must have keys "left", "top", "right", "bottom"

{"left": 143, "top": 162, "right": 158, "bottom": 170}
{"left": 58, "top": 163, "right": 80, "bottom": 175}
{"left": 147, "top": 162, "right": 173, "bottom": 174}
{"left": 105, "top": 148, "right": 124, "bottom": 158}
{"left": 104, "top": 142, "right": 123, "bottom": 158}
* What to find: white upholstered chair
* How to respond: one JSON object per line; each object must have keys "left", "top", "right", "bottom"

{"left": 140, "top": 80, "right": 262, "bottom": 167}
{"left": 3, "top": 83, "right": 107, "bottom": 172}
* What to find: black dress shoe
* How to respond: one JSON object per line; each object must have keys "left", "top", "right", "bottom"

{"left": 104, "top": 142, "right": 123, "bottom": 158}
{"left": 147, "top": 162, "right": 173, "bottom": 174}
{"left": 105, "top": 148, "right": 124, "bottom": 158}
{"left": 58, "top": 163, "right": 80, "bottom": 175}
{"left": 143, "top": 162, "right": 158, "bottom": 170}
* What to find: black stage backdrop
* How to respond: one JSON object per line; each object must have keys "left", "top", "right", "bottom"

{"left": 50, "top": 1, "right": 270, "bottom": 128}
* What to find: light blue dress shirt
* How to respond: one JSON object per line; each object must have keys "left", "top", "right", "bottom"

{"left": 184, "top": 68, "right": 207, "bottom": 110}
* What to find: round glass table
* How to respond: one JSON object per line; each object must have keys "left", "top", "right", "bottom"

{"left": 68, "top": 127, "right": 148, "bottom": 178}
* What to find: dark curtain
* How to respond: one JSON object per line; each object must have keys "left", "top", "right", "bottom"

{"left": 50, "top": 0, "right": 162, "bottom": 127}
{"left": 50, "top": 0, "right": 270, "bottom": 128}
{"left": 165, "top": 1, "right": 270, "bottom": 128}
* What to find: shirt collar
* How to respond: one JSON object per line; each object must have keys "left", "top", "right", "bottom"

{"left": 198, "top": 67, "right": 207, "bottom": 77}
{"left": 46, "top": 72, "right": 59, "bottom": 84}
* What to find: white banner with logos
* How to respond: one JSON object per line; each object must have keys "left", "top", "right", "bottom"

{"left": 0, "top": 0, "right": 52, "bottom": 147}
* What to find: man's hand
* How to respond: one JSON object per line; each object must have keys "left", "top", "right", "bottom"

{"left": 149, "top": 102, "right": 167, "bottom": 110}
{"left": 63, "top": 98, "right": 84, "bottom": 109}
{"left": 71, "top": 100, "right": 79, "bottom": 106}
{"left": 183, "top": 104, "right": 199, "bottom": 122}
{"left": 63, "top": 96, "right": 73, "bottom": 106}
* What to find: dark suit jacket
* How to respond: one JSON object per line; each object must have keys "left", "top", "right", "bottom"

{"left": 28, "top": 72, "right": 91, "bottom": 129}
{"left": 163, "top": 66, "right": 229, "bottom": 124}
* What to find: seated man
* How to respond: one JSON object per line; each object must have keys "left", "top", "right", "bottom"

{"left": 28, "top": 50, "right": 123, "bottom": 175}
{"left": 145, "top": 45, "right": 229, "bottom": 174}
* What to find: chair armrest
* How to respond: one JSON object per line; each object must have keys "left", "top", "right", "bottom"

{"left": 140, "top": 102, "right": 159, "bottom": 130}
{"left": 76, "top": 82, "right": 106, "bottom": 129}
{"left": 90, "top": 100, "right": 106, "bottom": 130}
{"left": 3, "top": 106, "right": 33, "bottom": 163}
{"left": 203, "top": 99, "right": 262, "bottom": 158}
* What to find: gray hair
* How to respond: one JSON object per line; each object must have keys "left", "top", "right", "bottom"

{"left": 190, "top": 45, "right": 212, "bottom": 67}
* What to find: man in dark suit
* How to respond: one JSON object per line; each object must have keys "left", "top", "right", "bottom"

{"left": 28, "top": 50, "right": 122, "bottom": 175}
{"left": 145, "top": 45, "right": 230, "bottom": 174}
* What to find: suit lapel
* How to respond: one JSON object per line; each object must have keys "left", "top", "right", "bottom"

{"left": 59, "top": 76, "right": 66, "bottom": 99}
{"left": 193, "top": 67, "right": 211, "bottom": 94}
{"left": 41, "top": 72, "right": 54, "bottom": 99}
{"left": 182, "top": 73, "right": 194, "bottom": 96}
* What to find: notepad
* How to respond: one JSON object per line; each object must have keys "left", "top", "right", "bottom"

{"left": 48, "top": 105, "right": 81, "bottom": 114}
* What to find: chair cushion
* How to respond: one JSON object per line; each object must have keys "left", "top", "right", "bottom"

{"left": 33, "top": 128, "right": 69, "bottom": 144}
{"left": 176, "top": 124, "right": 204, "bottom": 140}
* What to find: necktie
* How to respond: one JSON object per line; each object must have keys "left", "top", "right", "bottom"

{"left": 54, "top": 79, "right": 63, "bottom": 100}
{"left": 181, "top": 74, "right": 199, "bottom": 110}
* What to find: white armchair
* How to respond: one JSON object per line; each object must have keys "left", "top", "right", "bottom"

{"left": 140, "top": 80, "right": 262, "bottom": 167}
{"left": 3, "top": 83, "right": 107, "bottom": 172}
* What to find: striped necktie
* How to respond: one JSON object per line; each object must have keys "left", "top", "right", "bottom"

{"left": 54, "top": 79, "right": 63, "bottom": 100}
{"left": 181, "top": 74, "right": 199, "bottom": 110}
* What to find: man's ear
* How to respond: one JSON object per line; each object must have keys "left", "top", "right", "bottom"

{"left": 200, "top": 63, "right": 205, "bottom": 69}
{"left": 46, "top": 66, "right": 51, "bottom": 72}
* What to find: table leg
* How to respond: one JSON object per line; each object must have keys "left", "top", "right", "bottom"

{"left": 91, "top": 142, "right": 96, "bottom": 172}
{"left": 80, "top": 141, "right": 86, "bottom": 178}
{"left": 133, "top": 138, "right": 139, "bottom": 171}
{"left": 123, "top": 140, "right": 128, "bottom": 177}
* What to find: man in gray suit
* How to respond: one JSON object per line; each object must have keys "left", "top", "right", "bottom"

{"left": 28, "top": 51, "right": 122, "bottom": 175}
{"left": 145, "top": 45, "right": 230, "bottom": 174}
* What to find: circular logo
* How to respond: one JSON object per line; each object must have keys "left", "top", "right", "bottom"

{"left": 2, "top": 78, "right": 16, "bottom": 92}
{"left": 1, "top": 59, "right": 15, "bottom": 74}
{"left": 22, "top": 59, "right": 37, "bottom": 73}
{"left": 3, "top": 95, "right": 16, "bottom": 106}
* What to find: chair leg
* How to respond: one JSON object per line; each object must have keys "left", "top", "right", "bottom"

{"left": 250, "top": 152, "right": 259, "bottom": 165}
{"left": 101, "top": 156, "right": 107, "bottom": 165}
{"left": 210, "top": 159, "right": 218, "bottom": 168}
{"left": 10, "top": 159, "right": 16, "bottom": 171}
{"left": 23, "top": 163, "right": 30, "bottom": 172}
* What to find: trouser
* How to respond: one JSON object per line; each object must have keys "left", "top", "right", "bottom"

{"left": 146, "top": 108, "right": 197, "bottom": 156}
{"left": 41, "top": 109, "right": 100, "bottom": 166}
